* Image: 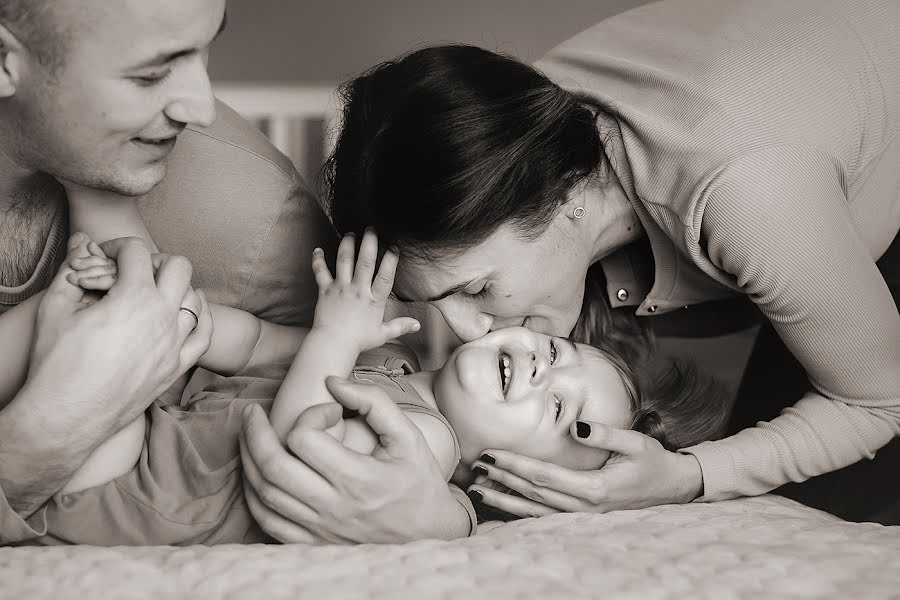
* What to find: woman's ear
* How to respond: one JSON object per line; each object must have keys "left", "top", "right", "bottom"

{"left": 0, "top": 23, "right": 26, "bottom": 98}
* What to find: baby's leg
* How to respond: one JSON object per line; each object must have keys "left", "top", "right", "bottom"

{"left": 61, "top": 415, "right": 147, "bottom": 494}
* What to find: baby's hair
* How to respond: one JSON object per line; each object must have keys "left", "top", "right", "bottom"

{"left": 573, "top": 264, "right": 728, "bottom": 450}
{"left": 591, "top": 342, "right": 730, "bottom": 451}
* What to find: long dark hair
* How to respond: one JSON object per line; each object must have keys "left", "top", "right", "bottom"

{"left": 323, "top": 43, "right": 647, "bottom": 356}
{"left": 324, "top": 44, "right": 602, "bottom": 261}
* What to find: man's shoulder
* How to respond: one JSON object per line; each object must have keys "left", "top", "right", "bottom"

{"left": 174, "top": 99, "right": 297, "bottom": 182}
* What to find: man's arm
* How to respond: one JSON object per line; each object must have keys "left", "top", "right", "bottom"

{"left": 0, "top": 235, "right": 210, "bottom": 542}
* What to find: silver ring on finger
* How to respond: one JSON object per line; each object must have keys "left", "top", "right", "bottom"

{"left": 179, "top": 306, "right": 199, "bottom": 332}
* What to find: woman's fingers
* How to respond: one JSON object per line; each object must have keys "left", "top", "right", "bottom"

{"left": 352, "top": 228, "right": 378, "bottom": 286}
{"left": 467, "top": 485, "right": 560, "bottom": 519}
{"left": 370, "top": 246, "right": 399, "bottom": 300}
{"left": 335, "top": 233, "right": 356, "bottom": 283}
{"left": 570, "top": 421, "right": 649, "bottom": 455}
{"left": 470, "top": 462, "right": 587, "bottom": 512}
{"left": 476, "top": 450, "right": 591, "bottom": 498}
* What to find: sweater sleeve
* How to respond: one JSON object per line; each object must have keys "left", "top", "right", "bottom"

{"left": 679, "top": 146, "right": 900, "bottom": 501}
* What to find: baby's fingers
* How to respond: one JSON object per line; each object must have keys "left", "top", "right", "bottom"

{"left": 335, "top": 233, "right": 356, "bottom": 283}
{"left": 381, "top": 317, "right": 420, "bottom": 341}
{"left": 69, "top": 256, "right": 114, "bottom": 271}
{"left": 87, "top": 241, "right": 108, "bottom": 259}
{"left": 66, "top": 262, "right": 117, "bottom": 285}
{"left": 352, "top": 228, "right": 378, "bottom": 287}
{"left": 67, "top": 273, "right": 117, "bottom": 291}
{"left": 311, "top": 247, "right": 333, "bottom": 290}
{"left": 371, "top": 247, "right": 399, "bottom": 300}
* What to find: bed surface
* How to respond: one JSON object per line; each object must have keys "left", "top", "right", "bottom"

{"left": 3, "top": 495, "right": 899, "bottom": 599}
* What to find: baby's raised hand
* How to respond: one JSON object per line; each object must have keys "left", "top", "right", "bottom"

{"left": 311, "top": 229, "right": 419, "bottom": 353}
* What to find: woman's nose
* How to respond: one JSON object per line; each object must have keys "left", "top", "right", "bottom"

{"left": 490, "top": 315, "right": 526, "bottom": 331}
{"left": 528, "top": 352, "right": 550, "bottom": 386}
{"left": 437, "top": 301, "right": 493, "bottom": 342}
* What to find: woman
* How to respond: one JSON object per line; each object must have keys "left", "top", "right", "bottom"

{"left": 241, "top": 0, "right": 899, "bottom": 536}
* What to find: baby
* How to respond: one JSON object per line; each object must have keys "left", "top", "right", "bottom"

{"left": 3, "top": 191, "right": 726, "bottom": 543}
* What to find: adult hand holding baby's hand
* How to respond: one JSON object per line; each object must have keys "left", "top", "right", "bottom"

{"left": 7, "top": 233, "right": 212, "bottom": 514}
{"left": 311, "top": 229, "right": 419, "bottom": 353}
{"left": 469, "top": 421, "right": 704, "bottom": 517}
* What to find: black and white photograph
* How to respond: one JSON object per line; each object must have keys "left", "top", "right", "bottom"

{"left": 0, "top": 0, "right": 898, "bottom": 598}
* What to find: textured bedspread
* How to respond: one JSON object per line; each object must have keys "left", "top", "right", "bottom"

{"left": 3, "top": 495, "right": 899, "bottom": 599}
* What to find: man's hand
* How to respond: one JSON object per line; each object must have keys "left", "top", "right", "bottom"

{"left": 0, "top": 233, "right": 212, "bottom": 515}
{"left": 240, "top": 377, "right": 471, "bottom": 544}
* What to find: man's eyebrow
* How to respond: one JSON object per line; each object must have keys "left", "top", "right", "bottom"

{"left": 130, "top": 11, "right": 228, "bottom": 70}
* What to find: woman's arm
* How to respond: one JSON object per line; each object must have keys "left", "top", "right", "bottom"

{"left": 682, "top": 147, "right": 900, "bottom": 500}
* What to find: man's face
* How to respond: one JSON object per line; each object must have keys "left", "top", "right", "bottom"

{"left": 3, "top": 0, "right": 225, "bottom": 195}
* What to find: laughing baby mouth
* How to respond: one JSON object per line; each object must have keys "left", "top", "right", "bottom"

{"left": 498, "top": 352, "right": 512, "bottom": 396}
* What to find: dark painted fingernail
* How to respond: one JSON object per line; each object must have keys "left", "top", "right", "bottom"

{"left": 467, "top": 489, "right": 483, "bottom": 503}
{"left": 472, "top": 465, "right": 489, "bottom": 477}
{"left": 576, "top": 421, "right": 591, "bottom": 438}
{"left": 480, "top": 453, "right": 496, "bottom": 464}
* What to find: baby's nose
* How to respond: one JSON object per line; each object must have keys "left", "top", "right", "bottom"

{"left": 529, "top": 352, "right": 549, "bottom": 385}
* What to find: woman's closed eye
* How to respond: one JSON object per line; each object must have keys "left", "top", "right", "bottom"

{"left": 464, "top": 284, "right": 490, "bottom": 300}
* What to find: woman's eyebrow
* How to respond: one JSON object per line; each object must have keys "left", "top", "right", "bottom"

{"left": 420, "top": 278, "right": 480, "bottom": 302}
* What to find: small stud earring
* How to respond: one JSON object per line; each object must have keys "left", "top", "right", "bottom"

{"left": 571, "top": 206, "right": 586, "bottom": 220}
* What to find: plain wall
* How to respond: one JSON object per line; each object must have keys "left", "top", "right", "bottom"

{"left": 209, "top": 0, "right": 653, "bottom": 83}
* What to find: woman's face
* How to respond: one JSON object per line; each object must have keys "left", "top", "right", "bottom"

{"left": 393, "top": 217, "right": 594, "bottom": 342}
{"left": 433, "top": 327, "right": 633, "bottom": 469}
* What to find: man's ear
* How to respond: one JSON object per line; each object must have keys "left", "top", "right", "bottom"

{"left": 0, "top": 22, "right": 26, "bottom": 98}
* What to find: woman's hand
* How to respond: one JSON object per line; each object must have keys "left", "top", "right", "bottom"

{"left": 469, "top": 421, "right": 704, "bottom": 517}
{"left": 239, "top": 376, "right": 471, "bottom": 544}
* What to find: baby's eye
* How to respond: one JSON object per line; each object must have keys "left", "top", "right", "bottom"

{"left": 549, "top": 339, "right": 558, "bottom": 365}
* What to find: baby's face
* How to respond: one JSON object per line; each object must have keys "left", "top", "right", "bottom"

{"left": 434, "top": 327, "right": 633, "bottom": 470}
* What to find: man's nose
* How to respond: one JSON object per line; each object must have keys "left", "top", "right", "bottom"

{"left": 437, "top": 302, "right": 493, "bottom": 342}
{"left": 164, "top": 58, "right": 217, "bottom": 128}
{"left": 528, "top": 352, "right": 550, "bottom": 386}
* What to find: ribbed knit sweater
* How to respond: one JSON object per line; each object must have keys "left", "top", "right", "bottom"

{"left": 536, "top": 0, "right": 900, "bottom": 500}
